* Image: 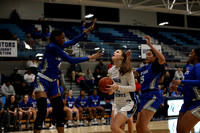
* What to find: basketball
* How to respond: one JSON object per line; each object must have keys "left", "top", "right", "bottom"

{"left": 98, "top": 77, "right": 113, "bottom": 93}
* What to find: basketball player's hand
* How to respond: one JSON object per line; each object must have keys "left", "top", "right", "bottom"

{"left": 144, "top": 36, "right": 152, "bottom": 47}
{"left": 172, "top": 80, "right": 181, "bottom": 85}
{"left": 169, "top": 83, "right": 178, "bottom": 92}
{"left": 126, "top": 50, "right": 132, "bottom": 60}
{"left": 84, "top": 18, "right": 97, "bottom": 35}
{"left": 106, "top": 81, "right": 119, "bottom": 91}
{"left": 88, "top": 51, "right": 103, "bottom": 60}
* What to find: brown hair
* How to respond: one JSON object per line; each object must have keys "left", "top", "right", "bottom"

{"left": 119, "top": 50, "right": 132, "bottom": 76}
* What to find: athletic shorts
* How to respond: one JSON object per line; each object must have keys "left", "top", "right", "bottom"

{"left": 112, "top": 99, "right": 137, "bottom": 119}
{"left": 180, "top": 102, "right": 200, "bottom": 119}
{"left": 34, "top": 76, "right": 59, "bottom": 97}
{"left": 139, "top": 90, "right": 162, "bottom": 113}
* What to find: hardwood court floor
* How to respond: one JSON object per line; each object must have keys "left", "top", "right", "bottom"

{"left": 8, "top": 119, "right": 200, "bottom": 133}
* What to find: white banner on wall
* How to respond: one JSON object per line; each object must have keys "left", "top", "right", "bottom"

{"left": 0, "top": 40, "right": 17, "bottom": 57}
{"left": 141, "top": 44, "right": 162, "bottom": 59}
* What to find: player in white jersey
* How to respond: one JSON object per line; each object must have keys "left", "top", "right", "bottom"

{"left": 106, "top": 49, "right": 136, "bottom": 133}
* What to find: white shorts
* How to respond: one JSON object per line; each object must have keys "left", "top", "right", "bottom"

{"left": 112, "top": 99, "right": 137, "bottom": 119}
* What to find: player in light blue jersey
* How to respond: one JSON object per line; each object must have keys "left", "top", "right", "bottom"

{"left": 170, "top": 48, "right": 200, "bottom": 133}
{"left": 33, "top": 19, "right": 103, "bottom": 133}
{"left": 134, "top": 36, "right": 166, "bottom": 133}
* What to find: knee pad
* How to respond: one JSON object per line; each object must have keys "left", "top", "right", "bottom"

{"left": 34, "top": 97, "right": 47, "bottom": 130}
{"left": 51, "top": 96, "right": 65, "bottom": 127}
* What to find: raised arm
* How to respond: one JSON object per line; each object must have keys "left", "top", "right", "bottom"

{"left": 144, "top": 36, "right": 166, "bottom": 65}
{"left": 62, "top": 18, "right": 97, "bottom": 48}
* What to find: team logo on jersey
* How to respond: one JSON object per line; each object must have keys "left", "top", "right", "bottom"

{"left": 113, "top": 78, "right": 121, "bottom": 83}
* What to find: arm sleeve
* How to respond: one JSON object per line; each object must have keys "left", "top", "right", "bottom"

{"left": 181, "top": 65, "right": 200, "bottom": 87}
{"left": 62, "top": 33, "right": 86, "bottom": 48}
{"left": 52, "top": 46, "right": 89, "bottom": 64}
{"left": 177, "top": 87, "right": 183, "bottom": 93}
{"left": 118, "top": 71, "right": 136, "bottom": 92}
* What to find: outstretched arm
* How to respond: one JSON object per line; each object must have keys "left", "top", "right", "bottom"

{"left": 144, "top": 36, "right": 166, "bottom": 65}
{"left": 62, "top": 18, "right": 97, "bottom": 48}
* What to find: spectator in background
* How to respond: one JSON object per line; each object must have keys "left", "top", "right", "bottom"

{"left": 18, "top": 94, "right": 32, "bottom": 129}
{"left": 24, "top": 69, "right": 35, "bottom": 95}
{"left": 11, "top": 33, "right": 20, "bottom": 49}
{"left": 4, "top": 95, "right": 18, "bottom": 130}
{"left": 10, "top": 67, "right": 25, "bottom": 98}
{"left": 25, "top": 33, "right": 34, "bottom": 49}
{"left": 0, "top": 96, "right": 7, "bottom": 131}
{"left": 95, "top": 59, "right": 107, "bottom": 77}
{"left": 32, "top": 27, "right": 42, "bottom": 40}
{"left": 163, "top": 71, "right": 172, "bottom": 96}
{"left": 108, "top": 60, "right": 114, "bottom": 69}
{"left": 80, "top": 19, "right": 86, "bottom": 33}
{"left": 174, "top": 67, "right": 184, "bottom": 80}
{"left": 76, "top": 90, "right": 93, "bottom": 126}
{"left": 65, "top": 90, "right": 81, "bottom": 126}
{"left": 26, "top": 55, "right": 38, "bottom": 75}
{"left": 85, "top": 69, "right": 95, "bottom": 90}
{"left": 39, "top": 18, "right": 49, "bottom": 35}
{"left": 1, "top": 78, "right": 15, "bottom": 99}
{"left": 183, "top": 61, "right": 192, "bottom": 73}
{"left": 139, "top": 59, "right": 147, "bottom": 68}
{"left": 28, "top": 92, "right": 37, "bottom": 121}
{"left": 42, "top": 29, "right": 50, "bottom": 42}
{"left": 93, "top": 68, "right": 103, "bottom": 88}
{"left": 69, "top": 63, "right": 84, "bottom": 81}
{"left": 9, "top": 9, "right": 20, "bottom": 23}
{"left": 89, "top": 90, "right": 105, "bottom": 125}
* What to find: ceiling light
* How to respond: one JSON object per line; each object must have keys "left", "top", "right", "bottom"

{"left": 85, "top": 14, "right": 94, "bottom": 18}
{"left": 159, "top": 22, "right": 169, "bottom": 26}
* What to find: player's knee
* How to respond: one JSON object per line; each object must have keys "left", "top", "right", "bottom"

{"left": 19, "top": 111, "right": 23, "bottom": 116}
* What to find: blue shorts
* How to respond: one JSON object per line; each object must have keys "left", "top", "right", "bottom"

{"left": 139, "top": 90, "right": 162, "bottom": 113}
{"left": 33, "top": 76, "right": 59, "bottom": 97}
{"left": 180, "top": 102, "right": 200, "bottom": 119}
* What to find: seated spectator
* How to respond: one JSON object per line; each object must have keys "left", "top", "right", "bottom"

{"left": 0, "top": 96, "right": 7, "bottom": 131}
{"left": 76, "top": 90, "right": 93, "bottom": 126}
{"left": 32, "top": 27, "right": 42, "bottom": 40}
{"left": 25, "top": 33, "right": 34, "bottom": 49}
{"left": 69, "top": 63, "right": 84, "bottom": 81}
{"left": 24, "top": 69, "right": 35, "bottom": 95}
{"left": 174, "top": 67, "right": 184, "bottom": 80}
{"left": 10, "top": 67, "right": 25, "bottom": 98}
{"left": 80, "top": 19, "right": 86, "bottom": 33}
{"left": 183, "top": 61, "right": 192, "bottom": 73}
{"left": 18, "top": 94, "right": 32, "bottom": 129}
{"left": 93, "top": 68, "right": 103, "bottom": 88}
{"left": 63, "top": 94, "right": 74, "bottom": 127}
{"left": 64, "top": 90, "right": 81, "bottom": 126}
{"left": 26, "top": 55, "right": 38, "bottom": 75}
{"left": 108, "top": 60, "right": 114, "bottom": 70}
{"left": 163, "top": 71, "right": 172, "bottom": 96}
{"left": 85, "top": 69, "right": 95, "bottom": 90}
{"left": 11, "top": 33, "right": 20, "bottom": 50}
{"left": 95, "top": 59, "right": 107, "bottom": 77}
{"left": 4, "top": 95, "right": 18, "bottom": 130}
{"left": 28, "top": 92, "right": 37, "bottom": 121}
{"left": 42, "top": 29, "right": 50, "bottom": 41}
{"left": 89, "top": 90, "right": 105, "bottom": 125}
{"left": 171, "top": 91, "right": 181, "bottom": 97}
{"left": 1, "top": 78, "right": 15, "bottom": 99}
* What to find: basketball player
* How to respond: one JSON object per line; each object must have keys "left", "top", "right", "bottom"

{"left": 106, "top": 49, "right": 136, "bottom": 133}
{"left": 170, "top": 48, "right": 200, "bottom": 133}
{"left": 133, "top": 36, "right": 166, "bottom": 133}
{"left": 33, "top": 20, "right": 103, "bottom": 133}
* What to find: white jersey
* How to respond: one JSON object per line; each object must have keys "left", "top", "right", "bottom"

{"left": 108, "top": 66, "right": 136, "bottom": 106}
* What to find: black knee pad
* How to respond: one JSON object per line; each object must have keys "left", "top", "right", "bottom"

{"left": 51, "top": 96, "right": 65, "bottom": 127}
{"left": 34, "top": 97, "right": 47, "bottom": 130}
